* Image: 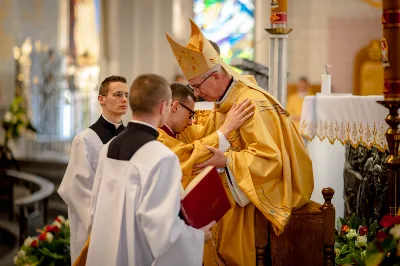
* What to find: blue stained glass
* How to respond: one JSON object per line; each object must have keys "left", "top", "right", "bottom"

{"left": 193, "top": 0, "right": 255, "bottom": 64}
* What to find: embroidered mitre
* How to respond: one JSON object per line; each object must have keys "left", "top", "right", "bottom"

{"left": 166, "top": 19, "right": 221, "bottom": 80}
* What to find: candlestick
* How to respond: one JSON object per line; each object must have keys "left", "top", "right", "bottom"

{"left": 377, "top": 0, "right": 400, "bottom": 217}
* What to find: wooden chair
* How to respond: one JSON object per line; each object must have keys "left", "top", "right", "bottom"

{"left": 256, "top": 188, "right": 335, "bottom": 266}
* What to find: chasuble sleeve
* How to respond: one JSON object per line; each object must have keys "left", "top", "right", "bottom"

{"left": 136, "top": 152, "right": 204, "bottom": 262}
{"left": 224, "top": 90, "right": 313, "bottom": 236}
{"left": 158, "top": 130, "right": 222, "bottom": 188}
{"left": 58, "top": 135, "right": 95, "bottom": 231}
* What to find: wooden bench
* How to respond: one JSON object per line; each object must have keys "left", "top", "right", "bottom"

{"left": 256, "top": 188, "right": 335, "bottom": 266}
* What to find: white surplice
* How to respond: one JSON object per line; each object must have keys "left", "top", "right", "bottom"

{"left": 58, "top": 129, "right": 102, "bottom": 263}
{"left": 86, "top": 140, "right": 204, "bottom": 266}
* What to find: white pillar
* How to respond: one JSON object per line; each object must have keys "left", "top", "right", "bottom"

{"left": 266, "top": 0, "right": 291, "bottom": 107}
{"left": 268, "top": 33, "right": 289, "bottom": 107}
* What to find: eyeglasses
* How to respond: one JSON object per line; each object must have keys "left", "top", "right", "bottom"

{"left": 101, "top": 91, "right": 129, "bottom": 99}
{"left": 187, "top": 71, "right": 217, "bottom": 90}
{"left": 175, "top": 102, "right": 195, "bottom": 119}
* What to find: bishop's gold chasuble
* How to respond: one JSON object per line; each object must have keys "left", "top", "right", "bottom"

{"left": 286, "top": 92, "right": 306, "bottom": 129}
{"left": 178, "top": 78, "right": 314, "bottom": 265}
{"left": 167, "top": 19, "right": 314, "bottom": 266}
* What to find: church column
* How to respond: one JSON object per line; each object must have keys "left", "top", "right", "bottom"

{"left": 377, "top": 0, "right": 400, "bottom": 216}
{"left": 266, "top": 0, "right": 291, "bottom": 107}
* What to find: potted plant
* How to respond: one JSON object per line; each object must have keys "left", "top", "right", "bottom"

{"left": 2, "top": 95, "right": 36, "bottom": 148}
{"left": 13, "top": 215, "right": 70, "bottom": 266}
{"left": 335, "top": 213, "right": 379, "bottom": 265}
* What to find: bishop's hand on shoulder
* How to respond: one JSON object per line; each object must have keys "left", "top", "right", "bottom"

{"left": 219, "top": 98, "right": 255, "bottom": 138}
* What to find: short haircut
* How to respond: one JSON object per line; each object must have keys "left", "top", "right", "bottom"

{"left": 99, "top": 75, "right": 127, "bottom": 95}
{"left": 299, "top": 76, "right": 309, "bottom": 84}
{"left": 208, "top": 40, "right": 220, "bottom": 55}
{"left": 170, "top": 83, "right": 195, "bottom": 103}
{"left": 129, "top": 74, "right": 171, "bottom": 115}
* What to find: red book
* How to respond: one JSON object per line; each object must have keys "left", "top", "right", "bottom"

{"left": 180, "top": 166, "right": 231, "bottom": 229}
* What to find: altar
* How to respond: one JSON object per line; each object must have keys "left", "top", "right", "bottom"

{"left": 299, "top": 95, "right": 389, "bottom": 222}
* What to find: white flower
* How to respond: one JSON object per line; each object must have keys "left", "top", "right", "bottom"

{"left": 346, "top": 229, "right": 358, "bottom": 240}
{"left": 355, "top": 235, "right": 368, "bottom": 248}
{"left": 4, "top": 112, "right": 12, "bottom": 122}
{"left": 390, "top": 224, "right": 400, "bottom": 239}
{"left": 64, "top": 219, "right": 70, "bottom": 228}
{"left": 57, "top": 215, "right": 66, "bottom": 223}
{"left": 46, "top": 232, "right": 54, "bottom": 243}
{"left": 53, "top": 220, "right": 62, "bottom": 228}
{"left": 18, "top": 250, "right": 26, "bottom": 257}
{"left": 24, "top": 236, "right": 33, "bottom": 247}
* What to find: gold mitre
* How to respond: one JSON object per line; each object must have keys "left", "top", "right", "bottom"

{"left": 166, "top": 19, "right": 221, "bottom": 80}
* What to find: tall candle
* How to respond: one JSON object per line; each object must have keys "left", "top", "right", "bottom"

{"left": 382, "top": 0, "right": 400, "bottom": 99}
{"left": 270, "top": 0, "right": 288, "bottom": 29}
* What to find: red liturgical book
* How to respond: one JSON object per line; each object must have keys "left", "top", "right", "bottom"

{"left": 180, "top": 166, "right": 231, "bottom": 229}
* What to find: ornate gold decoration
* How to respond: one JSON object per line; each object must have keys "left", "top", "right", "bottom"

{"left": 381, "top": 38, "right": 390, "bottom": 67}
{"left": 270, "top": 14, "right": 280, "bottom": 22}
{"left": 299, "top": 120, "right": 387, "bottom": 152}
{"left": 265, "top": 28, "right": 293, "bottom": 34}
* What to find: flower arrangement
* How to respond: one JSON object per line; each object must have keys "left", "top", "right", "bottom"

{"left": 335, "top": 213, "right": 379, "bottom": 265}
{"left": 2, "top": 96, "right": 36, "bottom": 146}
{"left": 14, "top": 215, "right": 71, "bottom": 266}
{"left": 365, "top": 213, "right": 400, "bottom": 266}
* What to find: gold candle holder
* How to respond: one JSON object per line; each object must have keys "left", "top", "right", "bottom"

{"left": 377, "top": 0, "right": 400, "bottom": 216}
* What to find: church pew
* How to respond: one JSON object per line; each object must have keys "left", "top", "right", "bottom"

{"left": 256, "top": 188, "right": 335, "bottom": 266}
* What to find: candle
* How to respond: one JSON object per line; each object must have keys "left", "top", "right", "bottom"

{"left": 382, "top": 0, "right": 400, "bottom": 99}
{"left": 270, "top": 0, "right": 288, "bottom": 29}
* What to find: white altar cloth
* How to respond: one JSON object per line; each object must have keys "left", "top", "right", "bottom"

{"left": 299, "top": 95, "right": 387, "bottom": 221}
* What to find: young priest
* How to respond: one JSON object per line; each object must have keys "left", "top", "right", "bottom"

{"left": 158, "top": 82, "right": 254, "bottom": 186}
{"left": 58, "top": 76, "right": 128, "bottom": 264}
{"left": 86, "top": 74, "right": 214, "bottom": 266}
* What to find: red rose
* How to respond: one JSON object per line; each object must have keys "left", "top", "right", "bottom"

{"left": 376, "top": 231, "right": 389, "bottom": 242}
{"left": 379, "top": 214, "right": 400, "bottom": 228}
{"left": 38, "top": 232, "right": 46, "bottom": 241}
{"left": 45, "top": 225, "right": 60, "bottom": 233}
{"left": 341, "top": 224, "right": 350, "bottom": 234}
{"left": 31, "top": 239, "right": 38, "bottom": 248}
{"left": 359, "top": 226, "right": 368, "bottom": 236}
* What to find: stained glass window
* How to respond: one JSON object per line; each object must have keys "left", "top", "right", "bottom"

{"left": 193, "top": 0, "right": 255, "bottom": 63}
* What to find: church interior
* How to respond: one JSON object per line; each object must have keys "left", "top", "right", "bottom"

{"left": 0, "top": 0, "right": 399, "bottom": 265}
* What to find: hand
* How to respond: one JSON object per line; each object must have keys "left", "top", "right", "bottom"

{"left": 200, "top": 220, "right": 216, "bottom": 243}
{"left": 219, "top": 98, "right": 255, "bottom": 138}
{"left": 193, "top": 146, "right": 226, "bottom": 175}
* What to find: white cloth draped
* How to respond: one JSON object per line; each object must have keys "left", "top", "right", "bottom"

{"left": 87, "top": 140, "right": 204, "bottom": 266}
{"left": 58, "top": 128, "right": 103, "bottom": 264}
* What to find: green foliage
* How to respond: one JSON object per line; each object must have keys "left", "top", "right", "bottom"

{"left": 2, "top": 96, "right": 36, "bottom": 145}
{"left": 365, "top": 214, "right": 400, "bottom": 266}
{"left": 334, "top": 213, "right": 379, "bottom": 265}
